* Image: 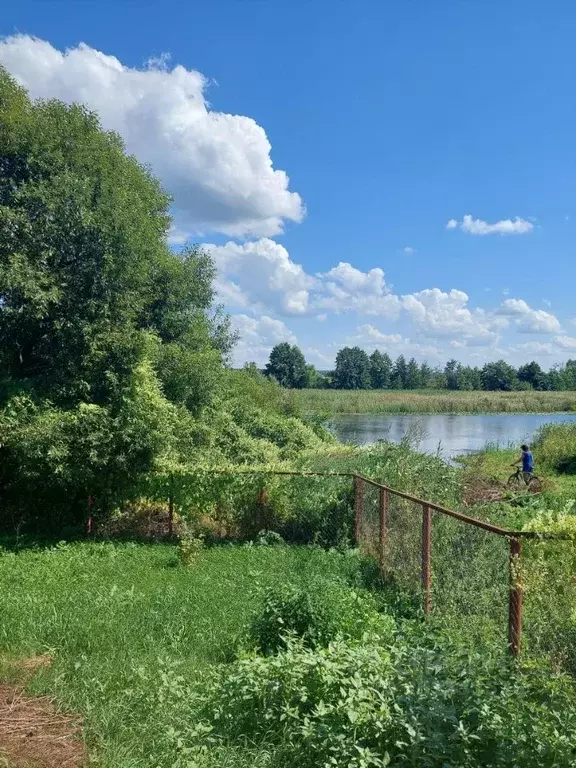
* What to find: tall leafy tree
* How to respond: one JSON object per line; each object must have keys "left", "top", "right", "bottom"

{"left": 265, "top": 343, "right": 307, "bottom": 388}
{"left": 391, "top": 355, "right": 408, "bottom": 389}
{"left": 0, "top": 68, "right": 231, "bottom": 528}
{"left": 405, "top": 358, "right": 421, "bottom": 389}
{"left": 334, "top": 347, "right": 371, "bottom": 389}
{"left": 369, "top": 350, "right": 392, "bottom": 389}
{"left": 419, "top": 362, "right": 433, "bottom": 389}
{"left": 444, "top": 359, "right": 460, "bottom": 391}
{"left": 481, "top": 360, "right": 518, "bottom": 391}
{"left": 517, "top": 361, "right": 547, "bottom": 391}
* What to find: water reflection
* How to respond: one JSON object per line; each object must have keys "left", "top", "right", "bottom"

{"left": 329, "top": 413, "right": 576, "bottom": 462}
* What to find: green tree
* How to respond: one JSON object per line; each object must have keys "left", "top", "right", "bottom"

{"left": 391, "top": 355, "right": 407, "bottom": 389}
{"left": 0, "top": 68, "right": 230, "bottom": 528}
{"left": 369, "top": 350, "right": 392, "bottom": 389}
{"left": 444, "top": 359, "right": 460, "bottom": 390}
{"left": 333, "top": 347, "right": 371, "bottom": 389}
{"left": 481, "top": 360, "right": 518, "bottom": 391}
{"left": 405, "top": 358, "right": 421, "bottom": 389}
{"left": 518, "top": 361, "right": 547, "bottom": 391}
{"left": 419, "top": 362, "right": 433, "bottom": 389}
{"left": 265, "top": 343, "right": 308, "bottom": 388}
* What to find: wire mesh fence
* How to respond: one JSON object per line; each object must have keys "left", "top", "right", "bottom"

{"left": 127, "top": 468, "right": 574, "bottom": 661}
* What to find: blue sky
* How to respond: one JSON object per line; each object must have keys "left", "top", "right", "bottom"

{"left": 2, "top": 0, "right": 575, "bottom": 368}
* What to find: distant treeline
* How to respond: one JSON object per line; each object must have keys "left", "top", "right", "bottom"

{"left": 255, "top": 343, "right": 576, "bottom": 391}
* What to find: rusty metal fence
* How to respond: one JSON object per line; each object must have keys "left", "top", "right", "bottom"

{"left": 129, "top": 468, "right": 573, "bottom": 661}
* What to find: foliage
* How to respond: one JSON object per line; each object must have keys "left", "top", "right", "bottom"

{"left": 334, "top": 346, "right": 371, "bottom": 389}
{"left": 203, "top": 631, "right": 576, "bottom": 768}
{"left": 481, "top": 360, "right": 519, "bottom": 392}
{"left": 250, "top": 579, "right": 396, "bottom": 654}
{"left": 0, "top": 542, "right": 368, "bottom": 767}
{"left": 521, "top": 503, "right": 576, "bottom": 673}
{"left": 265, "top": 343, "right": 308, "bottom": 388}
{"left": 0, "top": 68, "right": 239, "bottom": 529}
{"left": 531, "top": 421, "right": 576, "bottom": 474}
{"left": 369, "top": 350, "right": 392, "bottom": 389}
{"left": 178, "top": 534, "right": 205, "bottom": 566}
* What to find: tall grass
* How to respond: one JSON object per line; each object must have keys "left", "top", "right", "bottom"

{"left": 0, "top": 542, "right": 364, "bottom": 767}
{"left": 289, "top": 388, "right": 576, "bottom": 415}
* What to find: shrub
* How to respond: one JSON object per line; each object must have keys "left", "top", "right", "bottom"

{"left": 178, "top": 534, "right": 205, "bottom": 566}
{"left": 203, "top": 634, "right": 576, "bottom": 768}
{"left": 250, "top": 579, "right": 396, "bottom": 654}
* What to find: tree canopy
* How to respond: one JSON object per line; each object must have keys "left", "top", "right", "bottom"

{"left": 0, "top": 68, "right": 234, "bottom": 528}
{"left": 265, "top": 343, "right": 308, "bottom": 388}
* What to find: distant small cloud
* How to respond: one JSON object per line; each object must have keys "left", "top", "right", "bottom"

{"left": 502, "top": 288, "right": 510, "bottom": 296}
{"left": 565, "top": 214, "right": 570, "bottom": 222}
{"left": 446, "top": 214, "right": 534, "bottom": 236}
{"left": 403, "top": 246, "right": 415, "bottom": 255}
{"left": 542, "top": 299, "right": 552, "bottom": 308}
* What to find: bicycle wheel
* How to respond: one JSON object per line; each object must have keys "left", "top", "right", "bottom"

{"left": 527, "top": 475, "right": 542, "bottom": 493}
{"left": 507, "top": 472, "right": 523, "bottom": 490}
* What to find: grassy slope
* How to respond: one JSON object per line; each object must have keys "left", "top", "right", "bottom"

{"left": 289, "top": 388, "right": 576, "bottom": 414}
{"left": 0, "top": 543, "right": 364, "bottom": 768}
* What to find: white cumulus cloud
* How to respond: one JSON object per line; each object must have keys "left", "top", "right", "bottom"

{"left": 554, "top": 336, "right": 576, "bottom": 350}
{"left": 497, "top": 299, "right": 561, "bottom": 334}
{"left": 446, "top": 214, "right": 534, "bottom": 236}
{"left": 231, "top": 314, "right": 297, "bottom": 366}
{"left": 400, "top": 288, "right": 499, "bottom": 343}
{"left": 316, "top": 262, "right": 401, "bottom": 317}
{"left": 0, "top": 34, "right": 304, "bottom": 238}
{"left": 206, "top": 238, "right": 315, "bottom": 316}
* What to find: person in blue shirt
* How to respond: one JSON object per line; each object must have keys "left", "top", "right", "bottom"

{"left": 513, "top": 444, "right": 534, "bottom": 484}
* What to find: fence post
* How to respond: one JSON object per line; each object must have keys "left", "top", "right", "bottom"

{"left": 168, "top": 474, "right": 174, "bottom": 538}
{"left": 379, "top": 487, "right": 388, "bottom": 573}
{"left": 508, "top": 537, "right": 523, "bottom": 657}
{"left": 421, "top": 505, "right": 431, "bottom": 615}
{"left": 86, "top": 495, "right": 93, "bottom": 537}
{"left": 353, "top": 476, "right": 364, "bottom": 544}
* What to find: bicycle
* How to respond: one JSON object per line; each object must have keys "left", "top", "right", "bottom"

{"left": 506, "top": 465, "right": 542, "bottom": 493}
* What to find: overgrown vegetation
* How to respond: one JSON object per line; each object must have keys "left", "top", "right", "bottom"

{"left": 3, "top": 67, "right": 576, "bottom": 768}
{"left": 2, "top": 542, "right": 576, "bottom": 768}
{"left": 0, "top": 68, "right": 326, "bottom": 534}
{"left": 288, "top": 387, "right": 576, "bottom": 414}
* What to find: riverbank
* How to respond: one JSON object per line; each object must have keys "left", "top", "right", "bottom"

{"left": 289, "top": 388, "right": 576, "bottom": 414}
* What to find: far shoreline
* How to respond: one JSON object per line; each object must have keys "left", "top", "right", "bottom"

{"left": 287, "top": 388, "right": 576, "bottom": 416}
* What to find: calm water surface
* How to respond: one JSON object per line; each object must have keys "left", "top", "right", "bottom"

{"left": 330, "top": 413, "right": 576, "bottom": 462}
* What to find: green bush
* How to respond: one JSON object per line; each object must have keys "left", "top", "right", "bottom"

{"left": 204, "top": 634, "right": 576, "bottom": 768}
{"left": 250, "top": 579, "right": 396, "bottom": 654}
{"left": 532, "top": 422, "right": 576, "bottom": 473}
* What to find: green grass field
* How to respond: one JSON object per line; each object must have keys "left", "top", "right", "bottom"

{"left": 289, "top": 388, "right": 576, "bottom": 414}
{"left": 0, "top": 542, "right": 364, "bottom": 767}
{"left": 3, "top": 537, "right": 576, "bottom": 768}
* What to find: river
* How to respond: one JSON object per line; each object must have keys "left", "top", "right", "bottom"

{"left": 329, "top": 412, "right": 576, "bottom": 462}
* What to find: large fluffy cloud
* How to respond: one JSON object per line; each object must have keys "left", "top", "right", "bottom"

{"left": 0, "top": 35, "right": 304, "bottom": 238}
{"left": 400, "top": 288, "right": 501, "bottom": 343}
{"left": 496, "top": 299, "right": 562, "bottom": 334}
{"left": 316, "top": 262, "right": 401, "bottom": 317}
{"left": 207, "top": 239, "right": 315, "bottom": 315}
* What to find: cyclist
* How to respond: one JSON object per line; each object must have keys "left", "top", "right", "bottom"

{"left": 512, "top": 443, "right": 534, "bottom": 484}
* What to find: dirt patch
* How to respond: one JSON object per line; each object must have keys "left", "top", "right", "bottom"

{"left": 0, "top": 659, "right": 85, "bottom": 768}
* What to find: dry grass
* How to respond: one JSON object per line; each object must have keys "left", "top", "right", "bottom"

{"left": 0, "top": 657, "right": 84, "bottom": 768}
